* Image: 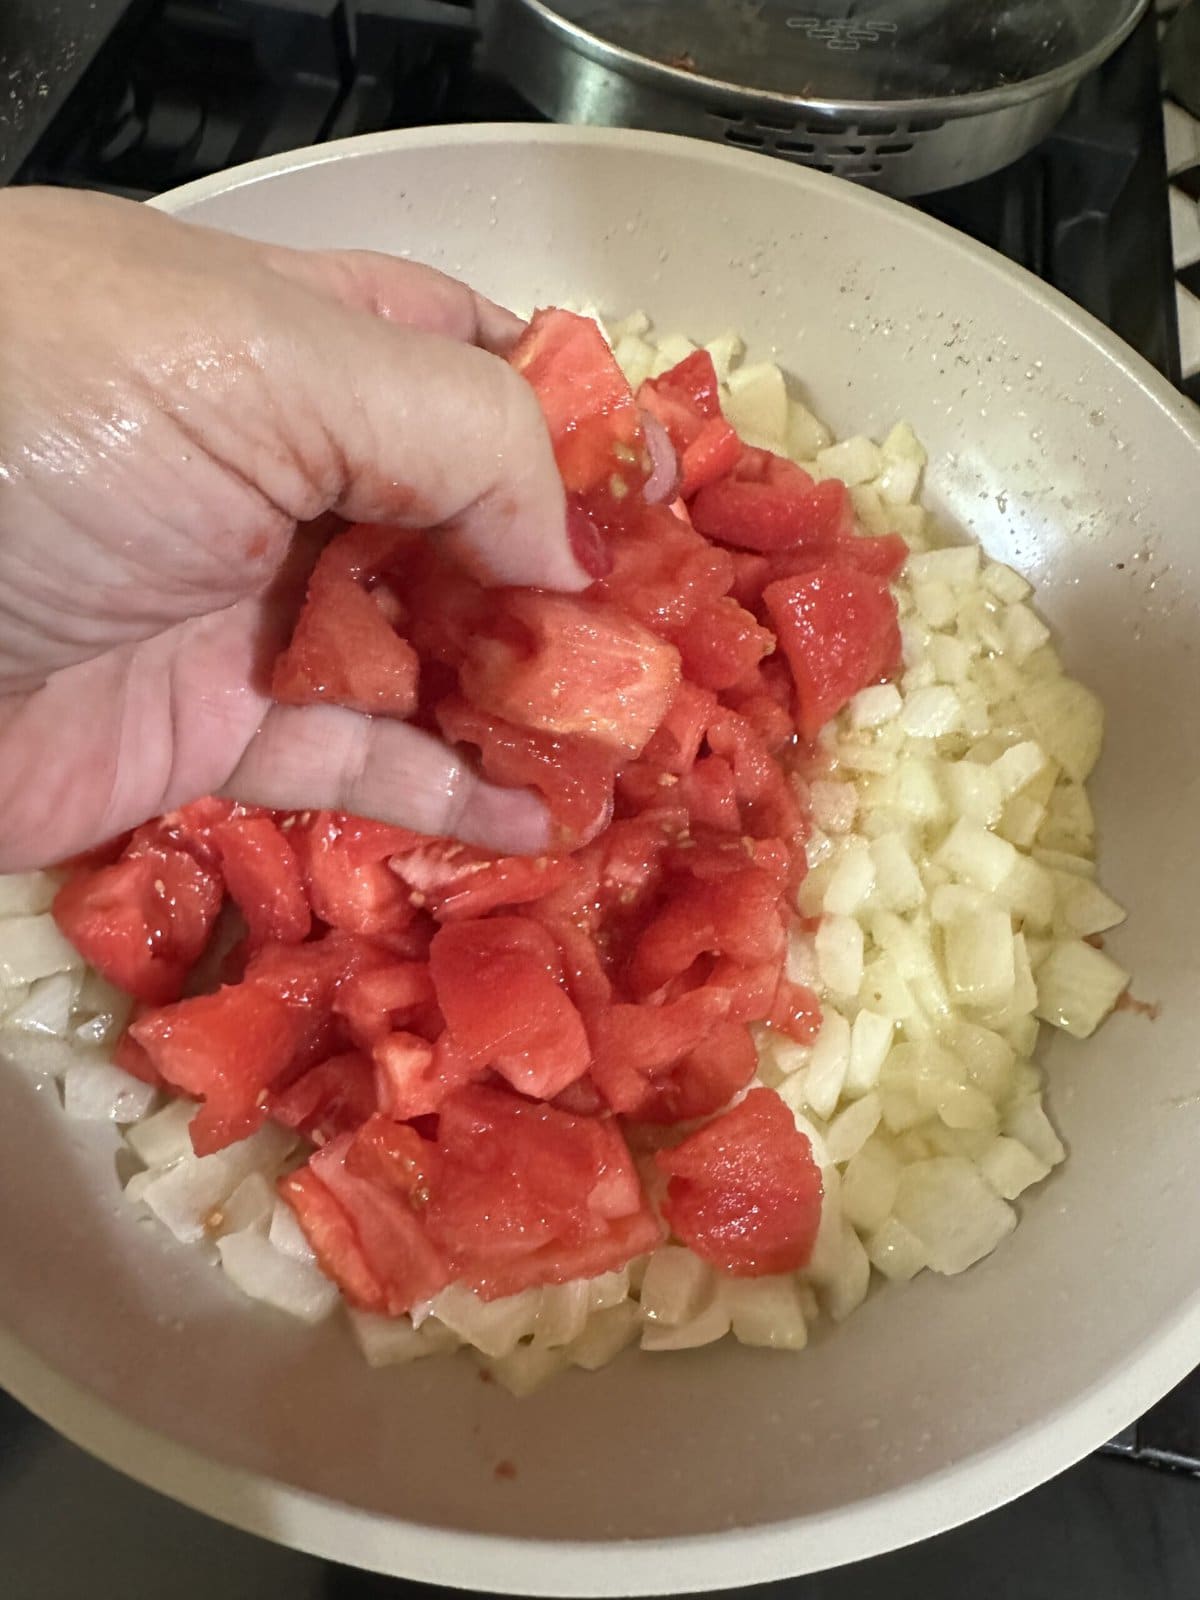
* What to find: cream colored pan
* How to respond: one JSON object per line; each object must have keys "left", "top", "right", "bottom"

{"left": 1, "top": 126, "right": 1198, "bottom": 1594}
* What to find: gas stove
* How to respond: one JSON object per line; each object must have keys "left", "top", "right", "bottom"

{"left": 3, "top": 2, "right": 1200, "bottom": 1594}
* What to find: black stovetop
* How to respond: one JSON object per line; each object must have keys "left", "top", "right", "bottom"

{"left": 2, "top": 2, "right": 1198, "bottom": 1593}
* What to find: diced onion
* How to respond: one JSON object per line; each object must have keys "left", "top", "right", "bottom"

{"left": 62, "top": 1061, "right": 156, "bottom": 1124}
{"left": 217, "top": 1230, "right": 340, "bottom": 1324}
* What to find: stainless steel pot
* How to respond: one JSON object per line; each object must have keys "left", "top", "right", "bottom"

{"left": 479, "top": 0, "right": 1150, "bottom": 195}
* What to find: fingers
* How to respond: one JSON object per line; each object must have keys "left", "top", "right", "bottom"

{"left": 267, "top": 247, "right": 525, "bottom": 355}
{"left": 221, "top": 704, "right": 551, "bottom": 854}
{"left": 296, "top": 309, "right": 589, "bottom": 590}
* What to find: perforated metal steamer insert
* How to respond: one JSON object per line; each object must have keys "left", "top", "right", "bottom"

{"left": 489, "top": 0, "right": 1148, "bottom": 194}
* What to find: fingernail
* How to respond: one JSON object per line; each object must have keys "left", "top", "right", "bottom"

{"left": 567, "top": 504, "right": 613, "bottom": 580}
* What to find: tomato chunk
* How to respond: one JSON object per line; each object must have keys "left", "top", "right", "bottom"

{"left": 764, "top": 565, "right": 901, "bottom": 741}
{"left": 510, "top": 309, "right": 647, "bottom": 520}
{"left": 657, "top": 1088, "right": 823, "bottom": 1275}
{"left": 132, "top": 984, "right": 312, "bottom": 1154}
{"left": 429, "top": 917, "right": 590, "bottom": 1099}
{"left": 295, "top": 812, "right": 425, "bottom": 945}
{"left": 461, "top": 592, "right": 681, "bottom": 758}
{"left": 691, "top": 472, "right": 853, "bottom": 554}
{"left": 213, "top": 815, "right": 310, "bottom": 948}
{"left": 53, "top": 842, "right": 223, "bottom": 1005}
{"left": 298, "top": 1127, "right": 449, "bottom": 1314}
{"left": 388, "top": 837, "right": 573, "bottom": 922}
{"left": 424, "top": 1085, "right": 662, "bottom": 1300}
{"left": 269, "top": 1050, "right": 377, "bottom": 1143}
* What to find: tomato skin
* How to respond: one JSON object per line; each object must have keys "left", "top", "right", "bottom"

{"left": 461, "top": 592, "right": 681, "bottom": 758}
{"left": 53, "top": 842, "right": 223, "bottom": 1005}
{"left": 764, "top": 565, "right": 901, "bottom": 741}
{"left": 429, "top": 917, "right": 591, "bottom": 1100}
{"left": 657, "top": 1087, "right": 824, "bottom": 1275}
{"left": 212, "top": 816, "right": 310, "bottom": 949}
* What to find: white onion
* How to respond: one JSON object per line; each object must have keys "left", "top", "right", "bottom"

{"left": 641, "top": 1296, "right": 731, "bottom": 1352}
{"left": 804, "top": 1012, "right": 851, "bottom": 1120}
{"left": 484, "top": 1341, "right": 573, "bottom": 1396}
{"left": 126, "top": 1099, "right": 199, "bottom": 1168}
{"left": 0, "top": 914, "right": 83, "bottom": 987}
{"left": 7, "top": 972, "right": 80, "bottom": 1037}
{"left": 268, "top": 1198, "right": 316, "bottom": 1263}
{"left": 841, "top": 1138, "right": 902, "bottom": 1231}
{"left": 62, "top": 1061, "right": 156, "bottom": 1124}
{"left": 639, "top": 1246, "right": 716, "bottom": 1327}
{"left": 891, "top": 1158, "right": 1016, "bottom": 1275}
{"left": 429, "top": 1283, "right": 540, "bottom": 1359}
{"left": 533, "top": 1281, "right": 591, "bottom": 1349}
{"left": 0, "top": 873, "right": 58, "bottom": 916}
{"left": 724, "top": 1277, "right": 809, "bottom": 1350}
{"left": 350, "top": 1310, "right": 461, "bottom": 1367}
{"left": 569, "top": 1301, "right": 641, "bottom": 1370}
{"left": 217, "top": 1230, "right": 340, "bottom": 1324}
{"left": 1034, "top": 939, "right": 1129, "bottom": 1040}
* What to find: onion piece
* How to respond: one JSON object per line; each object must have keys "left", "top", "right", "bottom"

{"left": 217, "top": 1230, "right": 340, "bottom": 1324}
{"left": 62, "top": 1061, "right": 156, "bottom": 1124}
{"left": 638, "top": 409, "right": 678, "bottom": 503}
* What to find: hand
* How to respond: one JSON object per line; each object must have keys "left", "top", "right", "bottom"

{"left": 0, "top": 186, "right": 591, "bottom": 873}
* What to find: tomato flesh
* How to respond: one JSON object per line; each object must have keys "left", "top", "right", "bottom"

{"left": 657, "top": 1088, "right": 824, "bottom": 1275}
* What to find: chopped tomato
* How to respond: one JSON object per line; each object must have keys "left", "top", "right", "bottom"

{"left": 461, "top": 592, "right": 681, "bottom": 758}
{"left": 657, "top": 1087, "right": 823, "bottom": 1275}
{"left": 640, "top": 681, "right": 716, "bottom": 775}
{"left": 424, "top": 1085, "right": 662, "bottom": 1300}
{"left": 212, "top": 815, "right": 310, "bottom": 948}
{"left": 429, "top": 917, "right": 590, "bottom": 1099}
{"left": 437, "top": 695, "right": 616, "bottom": 847}
{"left": 269, "top": 1050, "right": 377, "bottom": 1143}
{"left": 279, "top": 1163, "right": 391, "bottom": 1312}
{"left": 638, "top": 352, "right": 742, "bottom": 498}
{"left": 132, "top": 983, "right": 312, "bottom": 1154}
{"left": 388, "top": 837, "right": 573, "bottom": 922}
{"left": 371, "top": 1029, "right": 474, "bottom": 1119}
{"left": 672, "top": 596, "right": 775, "bottom": 693}
{"left": 271, "top": 522, "right": 420, "bottom": 717}
{"left": 294, "top": 812, "right": 425, "bottom": 945}
{"left": 690, "top": 471, "right": 854, "bottom": 554}
{"left": 628, "top": 865, "right": 785, "bottom": 998}
{"left": 510, "top": 309, "right": 647, "bottom": 521}
{"left": 764, "top": 565, "right": 901, "bottom": 741}
{"left": 302, "top": 1128, "right": 448, "bottom": 1314}
{"left": 53, "top": 842, "right": 223, "bottom": 1005}
{"left": 593, "top": 504, "right": 734, "bottom": 636}
{"left": 331, "top": 962, "right": 435, "bottom": 1046}
{"left": 587, "top": 986, "right": 738, "bottom": 1120}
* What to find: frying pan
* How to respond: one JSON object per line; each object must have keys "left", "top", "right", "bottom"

{"left": 477, "top": 0, "right": 1150, "bottom": 194}
{"left": 1, "top": 126, "right": 1198, "bottom": 1593}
